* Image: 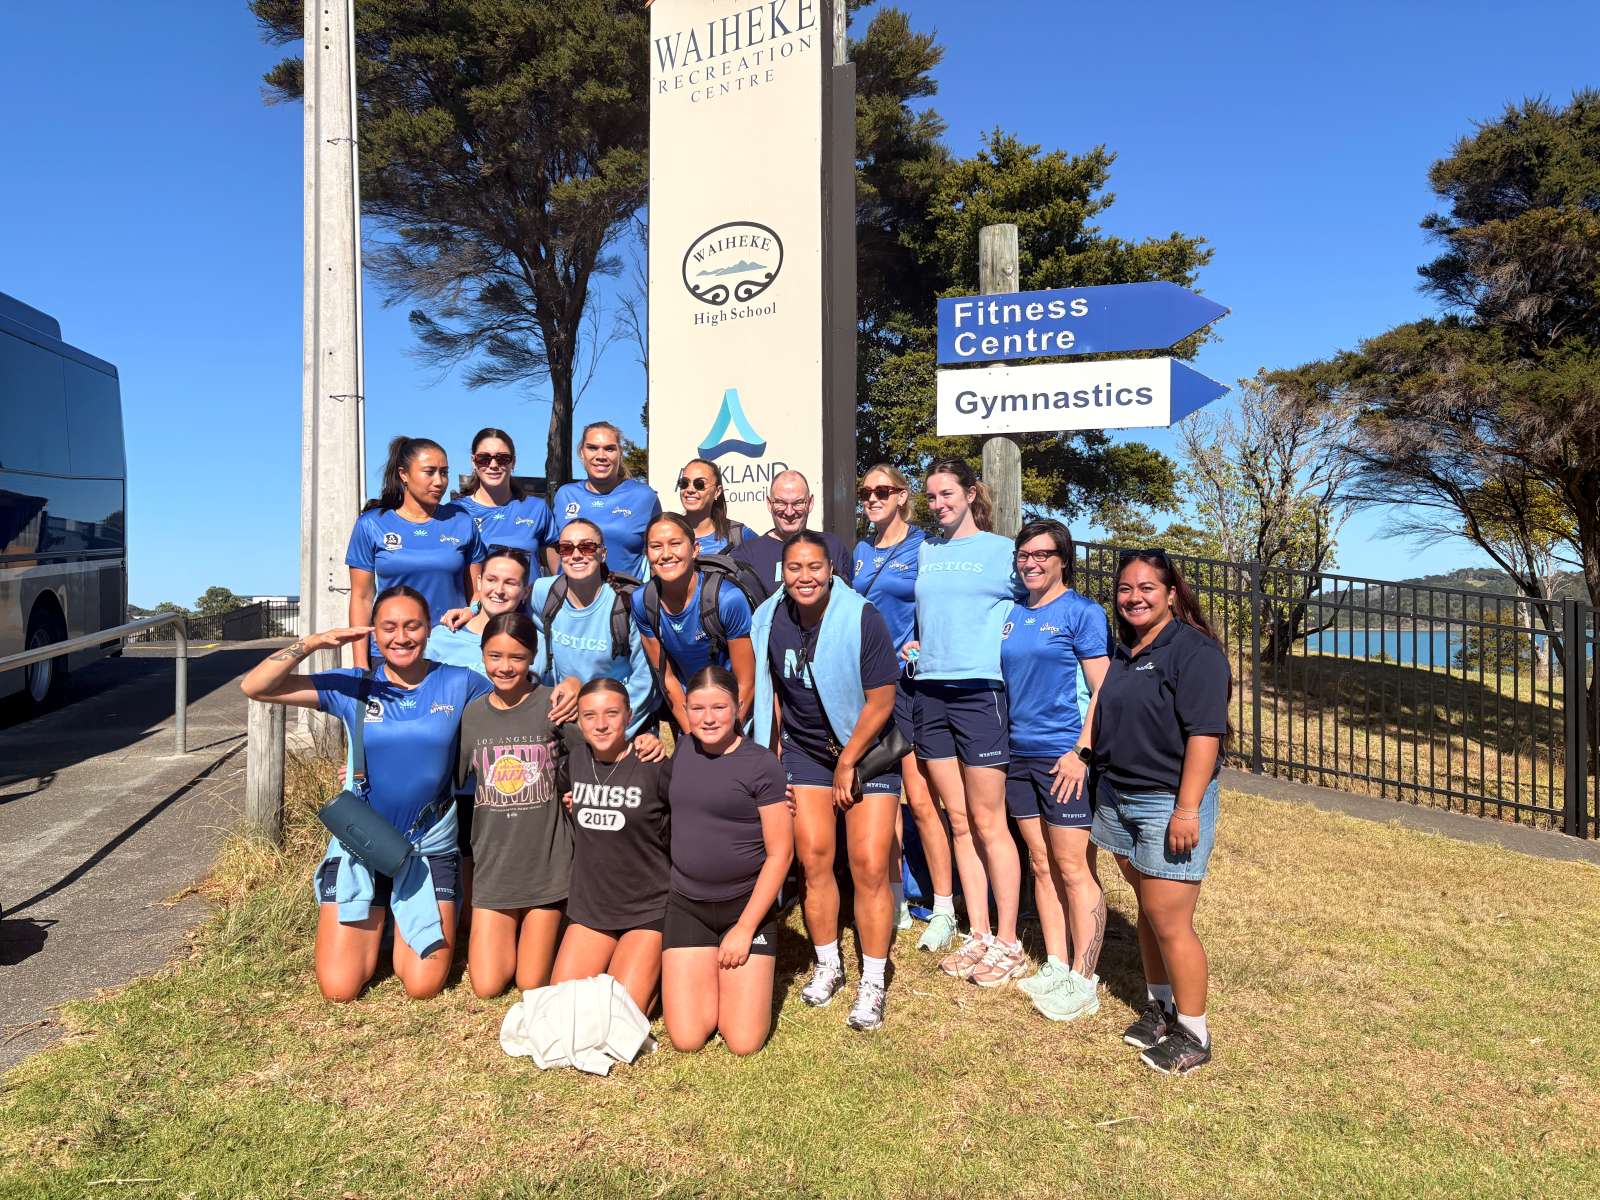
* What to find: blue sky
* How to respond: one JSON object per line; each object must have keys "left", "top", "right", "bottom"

{"left": 2, "top": 1, "right": 1595, "bottom": 607}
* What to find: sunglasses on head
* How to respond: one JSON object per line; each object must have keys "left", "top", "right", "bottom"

{"left": 1118, "top": 547, "right": 1172, "bottom": 567}
{"left": 472, "top": 452, "right": 513, "bottom": 468}
{"left": 857, "top": 485, "right": 904, "bottom": 502}
{"left": 677, "top": 476, "right": 711, "bottom": 492}
{"left": 557, "top": 539, "right": 601, "bottom": 558}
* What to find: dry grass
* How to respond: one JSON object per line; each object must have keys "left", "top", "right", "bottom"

{"left": 3, "top": 757, "right": 1599, "bottom": 1198}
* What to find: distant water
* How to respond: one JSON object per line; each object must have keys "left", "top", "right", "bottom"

{"left": 1305, "top": 627, "right": 1556, "bottom": 671}
{"left": 1305, "top": 629, "right": 1462, "bottom": 668}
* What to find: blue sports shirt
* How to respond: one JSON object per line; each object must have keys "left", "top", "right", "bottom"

{"left": 913, "top": 531, "right": 1022, "bottom": 682}
{"left": 851, "top": 528, "right": 926, "bottom": 652}
{"left": 530, "top": 576, "right": 658, "bottom": 736}
{"left": 424, "top": 624, "right": 488, "bottom": 675}
{"left": 454, "top": 494, "right": 557, "bottom": 571}
{"left": 314, "top": 662, "right": 493, "bottom": 832}
{"left": 1000, "top": 590, "right": 1110, "bottom": 757}
{"left": 345, "top": 504, "right": 486, "bottom": 624}
{"left": 551, "top": 478, "right": 661, "bottom": 581}
{"left": 630, "top": 571, "right": 753, "bottom": 681}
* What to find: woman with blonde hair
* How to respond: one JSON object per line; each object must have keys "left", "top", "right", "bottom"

{"left": 851, "top": 464, "right": 958, "bottom": 953}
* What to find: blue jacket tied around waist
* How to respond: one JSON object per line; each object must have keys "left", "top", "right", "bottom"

{"left": 752, "top": 580, "right": 870, "bottom": 751}
{"left": 315, "top": 712, "right": 458, "bottom": 959}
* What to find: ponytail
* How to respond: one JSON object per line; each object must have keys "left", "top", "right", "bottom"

{"left": 364, "top": 436, "right": 445, "bottom": 514}
{"left": 969, "top": 481, "right": 995, "bottom": 532}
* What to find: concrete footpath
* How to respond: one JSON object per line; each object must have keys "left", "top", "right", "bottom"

{"left": 0, "top": 641, "right": 281, "bottom": 1070}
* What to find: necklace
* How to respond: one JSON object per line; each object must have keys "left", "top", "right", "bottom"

{"left": 588, "top": 745, "right": 633, "bottom": 788}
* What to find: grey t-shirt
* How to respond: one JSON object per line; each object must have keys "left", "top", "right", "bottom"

{"left": 456, "top": 689, "right": 572, "bottom": 909}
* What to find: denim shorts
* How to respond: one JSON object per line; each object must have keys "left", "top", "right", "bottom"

{"left": 1090, "top": 777, "right": 1219, "bottom": 882}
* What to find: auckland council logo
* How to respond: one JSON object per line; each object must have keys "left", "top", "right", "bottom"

{"left": 682, "top": 221, "right": 783, "bottom": 307}
{"left": 699, "top": 388, "right": 767, "bottom": 460}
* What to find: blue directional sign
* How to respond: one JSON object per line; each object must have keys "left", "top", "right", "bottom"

{"left": 936, "top": 282, "right": 1229, "bottom": 366}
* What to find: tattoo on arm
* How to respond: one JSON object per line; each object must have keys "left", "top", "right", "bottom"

{"left": 1078, "top": 894, "right": 1107, "bottom": 979}
{"left": 268, "top": 640, "right": 310, "bottom": 663}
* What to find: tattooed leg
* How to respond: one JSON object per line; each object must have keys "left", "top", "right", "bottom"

{"left": 1050, "top": 825, "right": 1105, "bottom": 977}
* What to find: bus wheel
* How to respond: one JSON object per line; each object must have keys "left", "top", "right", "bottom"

{"left": 23, "top": 608, "right": 68, "bottom": 711}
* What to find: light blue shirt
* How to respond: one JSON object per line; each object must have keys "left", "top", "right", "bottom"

{"left": 530, "top": 577, "right": 658, "bottom": 736}
{"left": 551, "top": 478, "right": 661, "bottom": 580}
{"left": 1000, "top": 590, "right": 1110, "bottom": 757}
{"left": 913, "top": 531, "right": 1022, "bottom": 682}
{"left": 424, "top": 624, "right": 487, "bottom": 675}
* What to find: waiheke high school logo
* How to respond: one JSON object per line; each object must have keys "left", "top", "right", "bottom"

{"left": 699, "top": 388, "right": 767, "bottom": 460}
{"left": 682, "top": 221, "right": 783, "bottom": 307}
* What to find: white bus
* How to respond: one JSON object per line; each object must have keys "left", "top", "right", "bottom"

{"left": 0, "top": 292, "right": 127, "bottom": 711}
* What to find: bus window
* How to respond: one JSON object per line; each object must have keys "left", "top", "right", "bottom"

{"left": 64, "top": 360, "right": 126, "bottom": 478}
{"left": 0, "top": 335, "right": 69, "bottom": 474}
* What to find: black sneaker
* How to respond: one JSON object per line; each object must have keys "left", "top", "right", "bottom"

{"left": 1122, "top": 1000, "right": 1173, "bottom": 1049}
{"left": 1139, "top": 1025, "right": 1212, "bottom": 1076}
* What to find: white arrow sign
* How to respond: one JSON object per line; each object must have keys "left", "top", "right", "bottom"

{"left": 935, "top": 357, "right": 1229, "bottom": 436}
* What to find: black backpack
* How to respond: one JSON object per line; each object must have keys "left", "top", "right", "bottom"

{"left": 639, "top": 555, "right": 764, "bottom": 664}
{"left": 539, "top": 571, "right": 641, "bottom": 681}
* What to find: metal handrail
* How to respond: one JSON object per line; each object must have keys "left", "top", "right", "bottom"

{"left": 0, "top": 613, "right": 189, "bottom": 753}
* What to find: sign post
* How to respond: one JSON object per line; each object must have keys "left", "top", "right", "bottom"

{"left": 646, "top": 0, "right": 857, "bottom": 545}
{"left": 978, "top": 224, "right": 1022, "bottom": 538}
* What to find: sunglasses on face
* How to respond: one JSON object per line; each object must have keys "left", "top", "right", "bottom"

{"left": 557, "top": 540, "right": 602, "bottom": 558}
{"left": 1015, "top": 549, "right": 1061, "bottom": 564}
{"left": 473, "top": 452, "right": 513, "bottom": 468}
{"left": 677, "top": 477, "right": 711, "bottom": 492}
{"left": 857, "top": 485, "right": 904, "bottom": 502}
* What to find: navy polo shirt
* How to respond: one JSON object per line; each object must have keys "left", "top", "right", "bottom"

{"left": 1092, "top": 619, "right": 1230, "bottom": 794}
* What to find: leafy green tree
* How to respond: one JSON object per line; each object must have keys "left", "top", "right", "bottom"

{"left": 195, "top": 587, "right": 247, "bottom": 618}
{"left": 251, "top": 0, "right": 649, "bottom": 485}
{"left": 1313, "top": 93, "right": 1600, "bottom": 622}
{"left": 848, "top": 12, "right": 1206, "bottom": 523}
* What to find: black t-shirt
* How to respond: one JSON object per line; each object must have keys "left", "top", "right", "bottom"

{"left": 566, "top": 743, "right": 672, "bottom": 931}
{"left": 1092, "top": 619, "right": 1230, "bottom": 794}
{"left": 668, "top": 736, "right": 788, "bottom": 902}
{"left": 732, "top": 529, "right": 856, "bottom": 602}
{"left": 768, "top": 596, "right": 899, "bottom": 763}
{"left": 455, "top": 689, "right": 572, "bottom": 909}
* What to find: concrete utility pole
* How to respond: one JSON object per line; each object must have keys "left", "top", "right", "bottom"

{"left": 299, "top": 0, "right": 366, "bottom": 740}
{"left": 978, "top": 224, "right": 1022, "bottom": 538}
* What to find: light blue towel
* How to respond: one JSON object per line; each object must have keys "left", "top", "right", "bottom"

{"left": 751, "top": 580, "right": 869, "bottom": 749}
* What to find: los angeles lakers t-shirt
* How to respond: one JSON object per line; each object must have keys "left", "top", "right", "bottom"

{"left": 455, "top": 688, "right": 572, "bottom": 910}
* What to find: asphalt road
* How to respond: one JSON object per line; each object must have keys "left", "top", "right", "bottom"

{"left": 0, "top": 641, "right": 277, "bottom": 1069}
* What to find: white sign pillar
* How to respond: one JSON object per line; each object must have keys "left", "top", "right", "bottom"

{"left": 300, "top": 0, "right": 366, "bottom": 736}
{"left": 646, "top": 0, "right": 856, "bottom": 543}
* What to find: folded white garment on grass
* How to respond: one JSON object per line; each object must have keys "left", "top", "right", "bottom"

{"left": 499, "top": 974, "right": 656, "bottom": 1075}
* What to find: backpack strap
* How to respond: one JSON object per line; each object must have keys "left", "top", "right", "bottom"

{"left": 700, "top": 571, "right": 727, "bottom": 663}
{"left": 609, "top": 589, "right": 631, "bottom": 660}
{"left": 726, "top": 523, "right": 745, "bottom": 551}
{"left": 641, "top": 578, "right": 663, "bottom": 643}
{"left": 539, "top": 575, "right": 570, "bottom": 680}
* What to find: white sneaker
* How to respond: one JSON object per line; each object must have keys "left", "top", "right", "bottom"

{"left": 846, "top": 981, "right": 887, "bottom": 1031}
{"left": 800, "top": 961, "right": 846, "bottom": 1007}
{"left": 895, "top": 899, "right": 914, "bottom": 931}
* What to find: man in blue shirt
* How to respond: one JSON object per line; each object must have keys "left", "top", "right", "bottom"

{"left": 731, "top": 470, "right": 854, "bottom": 602}
{"left": 551, "top": 421, "right": 661, "bottom": 581}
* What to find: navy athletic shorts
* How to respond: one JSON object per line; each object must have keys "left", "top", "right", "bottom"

{"left": 1004, "top": 756, "right": 1093, "bottom": 829}
{"left": 913, "top": 679, "right": 1009, "bottom": 768}
{"left": 781, "top": 735, "right": 901, "bottom": 796}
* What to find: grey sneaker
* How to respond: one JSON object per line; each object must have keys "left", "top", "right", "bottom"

{"left": 917, "top": 911, "right": 958, "bottom": 953}
{"left": 846, "top": 981, "right": 887, "bottom": 1031}
{"left": 800, "top": 961, "right": 846, "bottom": 1007}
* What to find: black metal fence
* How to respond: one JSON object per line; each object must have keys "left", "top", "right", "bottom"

{"left": 1075, "top": 543, "right": 1598, "bottom": 838}
{"left": 128, "top": 599, "right": 302, "bottom": 644}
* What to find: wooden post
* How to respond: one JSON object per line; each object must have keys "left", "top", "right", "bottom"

{"left": 246, "top": 700, "right": 286, "bottom": 846}
{"left": 978, "top": 224, "right": 1022, "bottom": 537}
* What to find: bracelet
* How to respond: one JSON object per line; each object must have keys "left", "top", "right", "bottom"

{"left": 1173, "top": 807, "right": 1201, "bottom": 818}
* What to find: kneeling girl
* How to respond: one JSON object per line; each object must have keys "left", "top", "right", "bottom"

{"left": 456, "top": 612, "right": 573, "bottom": 997}
{"left": 661, "top": 666, "right": 793, "bottom": 1056}
{"left": 551, "top": 678, "right": 673, "bottom": 1013}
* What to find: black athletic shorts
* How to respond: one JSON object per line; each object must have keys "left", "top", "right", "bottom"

{"left": 569, "top": 913, "right": 667, "bottom": 938}
{"left": 662, "top": 890, "right": 778, "bottom": 956}
{"left": 454, "top": 792, "right": 474, "bottom": 855}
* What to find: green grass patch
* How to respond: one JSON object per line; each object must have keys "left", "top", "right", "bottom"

{"left": 4, "top": 755, "right": 1600, "bottom": 1198}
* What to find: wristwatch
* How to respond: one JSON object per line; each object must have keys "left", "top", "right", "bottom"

{"left": 1074, "top": 745, "right": 1092, "bottom": 765}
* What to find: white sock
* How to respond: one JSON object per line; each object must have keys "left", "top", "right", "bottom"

{"left": 891, "top": 881, "right": 905, "bottom": 911}
{"left": 1148, "top": 983, "right": 1174, "bottom": 1010}
{"left": 862, "top": 955, "right": 887, "bottom": 987}
{"left": 933, "top": 893, "right": 955, "bottom": 917}
{"left": 815, "top": 940, "right": 841, "bottom": 969}
{"left": 1177, "top": 1011, "right": 1208, "bottom": 1046}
